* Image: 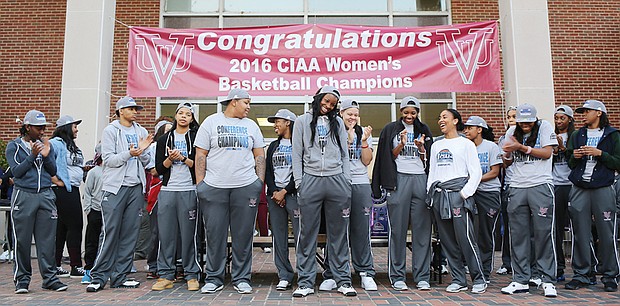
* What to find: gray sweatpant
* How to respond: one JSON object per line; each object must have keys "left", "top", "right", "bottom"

{"left": 157, "top": 190, "right": 200, "bottom": 281}
{"left": 197, "top": 179, "right": 262, "bottom": 286}
{"left": 267, "top": 192, "right": 299, "bottom": 283}
{"left": 11, "top": 188, "right": 61, "bottom": 288}
{"left": 473, "top": 190, "right": 501, "bottom": 280}
{"left": 387, "top": 173, "right": 431, "bottom": 284}
{"left": 296, "top": 173, "right": 352, "bottom": 288}
{"left": 323, "top": 183, "right": 375, "bottom": 279}
{"left": 507, "top": 184, "right": 556, "bottom": 284}
{"left": 432, "top": 191, "right": 486, "bottom": 286}
{"left": 91, "top": 185, "right": 143, "bottom": 288}
{"left": 568, "top": 186, "right": 620, "bottom": 284}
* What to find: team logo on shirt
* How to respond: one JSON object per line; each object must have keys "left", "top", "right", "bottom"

{"left": 249, "top": 198, "right": 257, "bottom": 207}
{"left": 273, "top": 145, "right": 293, "bottom": 168}
{"left": 537, "top": 207, "right": 548, "bottom": 217}
{"left": 217, "top": 125, "right": 250, "bottom": 149}
{"left": 400, "top": 133, "right": 421, "bottom": 158}
{"left": 487, "top": 208, "right": 497, "bottom": 218}
{"left": 452, "top": 207, "right": 462, "bottom": 218}
{"left": 437, "top": 149, "right": 454, "bottom": 166}
{"left": 317, "top": 125, "right": 328, "bottom": 152}
{"left": 478, "top": 152, "right": 490, "bottom": 174}
{"left": 342, "top": 207, "right": 351, "bottom": 218}
{"left": 603, "top": 211, "right": 612, "bottom": 221}
{"left": 349, "top": 135, "right": 361, "bottom": 161}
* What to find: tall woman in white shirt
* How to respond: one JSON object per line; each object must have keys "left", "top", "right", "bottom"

{"left": 426, "top": 109, "right": 485, "bottom": 294}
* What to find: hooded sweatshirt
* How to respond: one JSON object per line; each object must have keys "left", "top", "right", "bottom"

{"left": 292, "top": 110, "right": 351, "bottom": 189}
{"left": 101, "top": 120, "right": 154, "bottom": 195}
{"left": 6, "top": 137, "right": 56, "bottom": 193}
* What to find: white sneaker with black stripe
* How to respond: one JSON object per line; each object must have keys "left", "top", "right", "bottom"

{"left": 337, "top": 284, "right": 357, "bottom": 296}
{"left": 292, "top": 286, "right": 314, "bottom": 297}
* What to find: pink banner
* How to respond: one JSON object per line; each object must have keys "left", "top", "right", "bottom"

{"left": 127, "top": 21, "right": 500, "bottom": 97}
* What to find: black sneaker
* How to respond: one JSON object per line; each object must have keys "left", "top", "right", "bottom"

{"left": 603, "top": 281, "right": 618, "bottom": 292}
{"left": 15, "top": 282, "right": 29, "bottom": 294}
{"left": 565, "top": 279, "right": 588, "bottom": 290}
{"left": 146, "top": 271, "right": 159, "bottom": 279}
{"left": 70, "top": 266, "right": 85, "bottom": 278}
{"left": 56, "top": 266, "right": 70, "bottom": 278}
{"left": 44, "top": 281, "right": 68, "bottom": 291}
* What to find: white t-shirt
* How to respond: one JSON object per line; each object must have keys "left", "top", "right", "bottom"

{"left": 66, "top": 149, "right": 84, "bottom": 187}
{"left": 272, "top": 138, "right": 293, "bottom": 189}
{"left": 162, "top": 131, "right": 194, "bottom": 191}
{"left": 349, "top": 134, "right": 373, "bottom": 185}
{"left": 582, "top": 128, "right": 604, "bottom": 182}
{"left": 393, "top": 123, "right": 426, "bottom": 174}
{"left": 476, "top": 139, "right": 502, "bottom": 192}
{"left": 195, "top": 112, "right": 265, "bottom": 188}
{"left": 552, "top": 132, "right": 571, "bottom": 186}
{"left": 120, "top": 124, "right": 141, "bottom": 186}
{"left": 505, "top": 120, "right": 558, "bottom": 188}
{"left": 427, "top": 137, "right": 482, "bottom": 199}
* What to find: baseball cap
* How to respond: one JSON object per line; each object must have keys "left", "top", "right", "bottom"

{"left": 176, "top": 102, "right": 195, "bottom": 114}
{"left": 400, "top": 96, "right": 421, "bottom": 110}
{"left": 56, "top": 115, "right": 82, "bottom": 128}
{"left": 575, "top": 99, "right": 607, "bottom": 114}
{"left": 515, "top": 104, "right": 537, "bottom": 123}
{"left": 554, "top": 105, "right": 574, "bottom": 118}
{"left": 220, "top": 88, "right": 251, "bottom": 104}
{"left": 315, "top": 86, "right": 340, "bottom": 100}
{"left": 267, "top": 109, "right": 297, "bottom": 123}
{"left": 339, "top": 99, "right": 359, "bottom": 111}
{"left": 464, "top": 116, "right": 489, "bottom": 129}
{"left": 154, "top": 120, "right": 172, "bottom": 133}
{"left": 115, "top": 96, "right": 144, "bottom": 111}
{"left": 23, "top": 110, "right": 50, "bottom": 126}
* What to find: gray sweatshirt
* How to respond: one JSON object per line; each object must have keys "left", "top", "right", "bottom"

{"left": 292, "top": 111, "right": 351, "bottom": 189}
{"left": 82, "top": 165, "right": 103, "bottom": 214}
{"left": 5, "top": 137, "right": 56, "bottom": 193}
{"left": 101, "top": 120, "right": 154, "bottom": 195}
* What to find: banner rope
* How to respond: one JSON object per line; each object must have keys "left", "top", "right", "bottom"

{"left": 111, "top": 17, "right": 132, "bottom": 29}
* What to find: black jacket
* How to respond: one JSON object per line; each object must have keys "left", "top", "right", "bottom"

{"left": 567, "top": 126, "right": 620, "bottom": 189}
{"left": 371, "top": 119, "right": 433, "bottom": 198}
{"left": 155, "top": 128, "right": 197, "bottom": 186}
{"left": 265, "top": 138, "right": 296, "bottom": 196}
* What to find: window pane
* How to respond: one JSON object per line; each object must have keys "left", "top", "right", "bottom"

{"left": 224, "top": 0, "right": 303, "bottom": 13}
{"left": 164, "top": 17, "right": 219, "bottom": 28}
{"left": 393, "top": 16, "right": 448, "bottom": 27}
{"left": 417, "top": 0, "right": 443, "bottom": 11}
{"left": 395, "top": 92, "right": 452, "bottom": 99}
{"left": 166, "top": 0, "right": 190, "bottom": 12}
{"left": 393, "top": 0, "right": 444, "bottom": 12}
{"left": 357, "top": 103, "right": 392, "bottom": 138}
{"left": 309, "top": 0, "right": 387, "bottom": 12}
{"left": 161, "top": 103, "right": 218, "bottom": 124}
{"left": 223, "top": 16, "right": 304, "bottom": 28}
{"left": 420, "top": 103, "right": 450, "bottom": 137}
{"left": 247, "top": 104, "right": 305, "bottom": 139}
{"left": 191, "top": 0, "right": 219, "bottom": 12}
{"left": 310, "top": 16, "right": 388, "bottom": 26}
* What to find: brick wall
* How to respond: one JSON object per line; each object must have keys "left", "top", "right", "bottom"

{"left": 110, "top": 0, "right": 160, "bottom": 132}
{"left": 0, "top": 0, "right": 67, "bottom": 141}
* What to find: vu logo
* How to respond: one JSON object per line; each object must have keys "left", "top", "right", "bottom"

{"left": 135, "top": 33, "right": 194, "bottom": 90}
{"left": 436, "top": 27, "right": 495, "bottom": 85}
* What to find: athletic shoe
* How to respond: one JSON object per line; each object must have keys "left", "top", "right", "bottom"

{"left": 542, "top": 282, "right": 557, "bottom": 297}
{"left": 112, "top": 279, "right": 140, "bottom": 288}
{"left": 70, "top": 266, "right": 85, "bottom": 278}
{"left": 15, "top": 282, "right": 29, "bottom": 294}
{"left": 151, "top": 278, "right": 174, "bottom": 291}
{"left": 501, "top": 282, "right": 529, "bottom": 294}
{"left": 276, "top": 280, "right": 291, "bottom": 291}
{"left": 471, "top": 283, "right": 487, "bottom": 294}
{"left": 565, "top": 279, "right": 588, "bottom": 290}
{"left": 416, "top": 281, "right": 431, "bottom": 291}
{"left": 529, "top": 278, "right": 542, "bottom": 288}
{"left": 86, "top": 282, "right": 102, "bottom": 292}
{"left": 589, "top": 274, "right": 598, "bottom": 285}
{"left": 146, "top": 271, "right": 159, "bottom": 279}
{"left": 360, "top": 272, "right": 377, "bottom": 291}
{"left": 496, "top": 266, "right": 510, "bottom": 275}
{"left": 56, "top": 266, "right": 70, "bottom": 278}
{"left": 174, "top": 271, "right": 185, "bottom": 283}
{"left": 200, "top": 282, "right": 223, "bottom": 294}
{"left": 337, "top": 284, "right": 357, "bottom": 296}
{"left": 81, "top": 270, "right": 92, "bottom": 284}
{"left": 234, "top": 282, "right": 252, "bottom": 294}
{"left": 441, "top": 264, "right": 449, "bottom": 274}
{"left": 130, "top": 264, "right": 137, "bottom": 273}
{"left": 292, "top": 286, "right": 314, "bottom": 297}
{"left": 263, "top": 247, "right": 272, "bottom": 253}
{"left": 603, "top": 281, "right": 618, "bottom": 292}
{"left": 44, "top": 281, "right": 68, "bottom": 292}
{"left": 319, "top": 279, "right": 337, "bottom": 291}
{"left": 445, "top": 283, "right": 467, "bottom": 293}
{"left": 557, "top": 274, "right": 566, "bottom": 282}
{"left": 392, "top": 280, "right": 408, "bottom": 291}
{"left": 187, "top": 279, "right": 200, "bottom": 291}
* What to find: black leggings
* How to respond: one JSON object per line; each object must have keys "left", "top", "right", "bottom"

{"left": 84, "top": 210, "right": 102, "bottom": 270}
{"left": 53, "top": 187, "right": 84, "bottom": 267}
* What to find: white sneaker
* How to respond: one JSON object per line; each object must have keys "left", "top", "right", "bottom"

{"left": 441, "top": 264, "right": 449, "bottom": 274}
{"left": 542, "top": 282, "right": 557, "bottom": 297}
{"left": 360, "top": 273, "right": 377, "bottom": 291}
{"left": 529, "top": 278, "right": 542, "bottom": 288}
{"left": 276, "top": 280, "right": 291, "bottom": 291}
{"left": 337, "top": 284, "right": 357, "bottom": 296}
{"left": 263, "top": 247, "right": 272, "bottom": 253}
{"left": 392, "top": 280, "right": 408, "bottom": 291}
{"left": 445, "top": 283, "right": 468, "bottom": 293}
{"left": 471, "top": 283, "right": 487, "bottom": 294}
{"left": 0, "top": 250, "right": 9, "bottom": 261}
{"left": 496, "top": 267, "right": 509, "bottom": 275}
{"left": 417, "top": 281, "right": 431, "bottom": 291}
{"left": 200, "top": 282, "right": 223, "bottom": 294}
{"left": 234, "top": 282, "right": 253, "bottom": 294}
{"left": 501, "top": 282, "right": 529, "bottom": 294}
{"left": 292, "top": 286, "right": 314, "bottom": 297}
{"left": 319, "top": 279, "right": 337, "bottom": 291}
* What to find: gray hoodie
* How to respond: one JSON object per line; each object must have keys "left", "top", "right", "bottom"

{"left": 101, "top": 120, "right": 154, "bottom": 195}
{"left": 292, "top": 111, "right": 351, "bottom": 189}
{"left": 5, "top": 137, "right": 56, "bottom": 193}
